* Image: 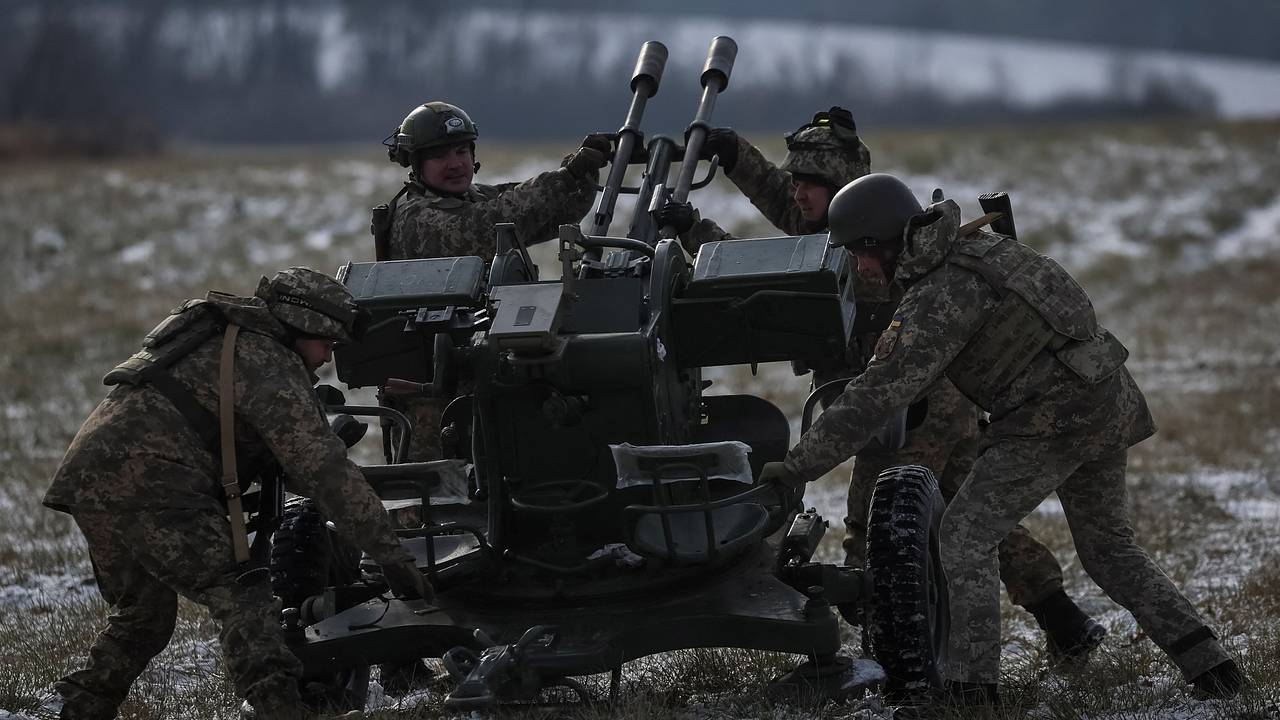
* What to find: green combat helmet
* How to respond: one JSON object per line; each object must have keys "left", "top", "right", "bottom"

{"left": 385, "top": 101, "right": 479, "bottom": 168}
{"left": 780, "top": 106, "right": 872, "bottom": 190}
{"left": 255, "top": 267, "right": 367, "bottom": 343}
{"left": 826, "top": 173, "right": 923, "bottom": 252}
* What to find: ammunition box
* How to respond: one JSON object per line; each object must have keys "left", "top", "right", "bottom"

{"left": 671, "top": 234, "right": 855, "bottom": 369}
{"left": 335, "top": 257, "right": 485, "bottom": 388}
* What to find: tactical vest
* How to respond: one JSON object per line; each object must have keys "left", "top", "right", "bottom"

{"left": 103, "top": 294, "right": 287, "bottom": 449}
{"left": 943, "top": 231, "right": 1130, "bottom": 408}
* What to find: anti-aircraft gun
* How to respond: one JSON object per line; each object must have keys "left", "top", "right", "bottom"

{"left": 271, "top": 37, "right": 950, "bottom": 712}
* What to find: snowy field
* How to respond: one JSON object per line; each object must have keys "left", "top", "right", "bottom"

{"left": 1, "top": 119, "right": 1279, "bottom": 719}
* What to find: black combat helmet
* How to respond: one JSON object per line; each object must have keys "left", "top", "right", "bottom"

{"left": 826, "top": 173, "right": 923, "bottom": 252}
{"left": 255, "top": 267, "right": 368, "bottom": 344}
{"left": 385, "top": 101, "right": 479, "bottom": 168}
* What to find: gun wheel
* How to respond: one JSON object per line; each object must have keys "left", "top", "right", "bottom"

{"left": 863, "top": 464, "right": 950, "bottom": 698}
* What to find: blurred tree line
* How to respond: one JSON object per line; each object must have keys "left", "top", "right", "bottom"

{"left": 0, "top": 0, "right": 1223, "bottom": 156}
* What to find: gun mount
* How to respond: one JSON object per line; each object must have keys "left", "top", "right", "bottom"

{"left": 273, "top": 37, "right": 949, "bottom": 714}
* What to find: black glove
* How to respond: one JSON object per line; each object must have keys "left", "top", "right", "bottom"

{"left": 379, "top": 559, "right": 434, "bottom": 602}
{"left": 579, "top": 132, "right": 615, "bottom": 158}
{"left": 759, "top": 461, "right": 805, "bottom": 490}
{"left": 700, "top": 127, "right": 739, "bottom": 174}
{"left": 564, "top": 146, "right": 607, "bottom": 179}
{"left": 654, "top": 201, "right": 696, "bottom": 235}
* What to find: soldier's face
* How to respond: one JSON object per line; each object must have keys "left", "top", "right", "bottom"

{"left": 852, "top": 250, "right": 891, "bottom": 288}
{"left": 791, "top": 179, "right": 833, "bottom": 224}
{"left": 294, "top": 337, "right": 335, "bottom": 372}
{"left": 420, "top": 143, "right": 475, "bottom": 194}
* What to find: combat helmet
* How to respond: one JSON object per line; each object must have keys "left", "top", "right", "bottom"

{"left": 385, "top": 101, "right": 479, "bottom": 168}
{"left": 255, "top": 267, "right": 367, "bottom": 344}
{"left": 826, "top": 173, "right": 923, "bottom": 252}
{"left": 780, "top": 106, "right": 872, "bottom": 190}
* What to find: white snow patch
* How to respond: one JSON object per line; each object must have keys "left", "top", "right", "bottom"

{"left": 0, "top": 572, "right": 98, "bottom": 610}
{"left": 29, "top": 226, "right": 66, "bottom": 254}
{"left": 119, "top": 240, "right": 156, "bottom": 263}
{"left": 1216, "top": 192, "right": 1280, "bottom": 260}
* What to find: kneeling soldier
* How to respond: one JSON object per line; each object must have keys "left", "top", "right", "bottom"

{"left": 45, "top": 267, "right": 428, "bottom": 720}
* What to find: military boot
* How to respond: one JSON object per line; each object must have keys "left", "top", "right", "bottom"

{"left": 1190, "top": 659, "right": 1245, "bottom": 699}
{"left": 1025, "top": 589, "right": 1107, "bottom": 663}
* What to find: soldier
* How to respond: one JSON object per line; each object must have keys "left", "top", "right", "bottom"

{"left": 760, "top": 174, "right": 1243, "bottom": 704}
{"left": 44, "top": 268, "right": 429, "bottom": 720}
{"left": 373, "top": 100, "right": 607, "bottom": 463}
{"left": 661, "top": 109, "right": 1103, "bottom": 660}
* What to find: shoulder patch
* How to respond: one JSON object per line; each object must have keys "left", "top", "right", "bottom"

{"left": 873, "top": 318, "right": 903, "bottom": 360}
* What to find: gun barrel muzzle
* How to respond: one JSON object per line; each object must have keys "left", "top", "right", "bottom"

{"left": 631, "top": 41, "right": 668, "bottom": 97}
{"left": 700, "top": 36, "right": 738, "bottom": 91}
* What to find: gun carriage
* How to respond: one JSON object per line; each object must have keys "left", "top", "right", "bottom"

{"left": 269, "top": 37, "right": 949, "bottom": 711}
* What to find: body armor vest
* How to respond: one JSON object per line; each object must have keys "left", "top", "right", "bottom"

{"left": 102, "top": 295, "right": 287, "bottom": 448}
{"left": 943, "top": 231, "right": 1130, "bottom": 408}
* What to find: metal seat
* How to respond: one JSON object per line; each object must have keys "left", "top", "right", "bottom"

{"left": 631, "top": 501, "right": 768, "bottom": 565}
{"left": 616, "top": 446, "right": 770, "bottom": 567}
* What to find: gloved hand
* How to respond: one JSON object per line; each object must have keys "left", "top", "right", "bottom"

{"left": 563, "top": 146, "right": 607, "bottom": 179}
{"left": 700, "top": 127, "right": 739, "bottom": 174}
{"left": 379, "top": 559, "right": 434, "bottom": 602}
{"left": 579, "top": 132, "right": 615, "bottom": 158}
{"left": 654, "top": 201, "right": 696, "bottom": 236}
{"left": 759, "top": 461, "right": 805, "bottom": 490}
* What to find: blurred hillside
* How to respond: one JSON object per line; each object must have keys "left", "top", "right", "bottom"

{"left": 5, "top": 1, "right": 1278, "bottom": 153}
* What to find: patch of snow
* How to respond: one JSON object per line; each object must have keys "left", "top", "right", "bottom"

{"left": 0, "top": 572, "right": 98, "bottom": 611}
{"left": 30, "top": 227, "right": 66, "bottom": 254}
{"left": 119, "top": 240, "right": 156, "bottom": 263}
{"left": 1216, "top": 192, "right": 1280, "bottom": 260}
{"left": 304, "top": 229, "right": 333, "bottom": 250}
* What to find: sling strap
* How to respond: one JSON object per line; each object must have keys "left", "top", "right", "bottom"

{"left": 957, "top": 211, "right": 1003, "bottom": 238}
{"left": 218, "top": 324, "right": 250, "bottom": 564}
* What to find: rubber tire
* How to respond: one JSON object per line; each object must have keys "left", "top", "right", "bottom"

{"left": 863, "top": 464, "right": 950, "bottom": 696}
{"left": 268, "top": 498, "right": 370, "bottom": 712}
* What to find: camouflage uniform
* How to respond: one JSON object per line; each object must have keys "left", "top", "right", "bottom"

{"left": 44, "top": 284, "right": 414, "bottom": 719}
{"left": 683, "top": 124, "right": 1064, "bottom": 606}
{"left": 782, "top": 199, "right": 1232, "bottom": 685}
{"left": 384, "top": 158, "right": 599, "bottom": 462}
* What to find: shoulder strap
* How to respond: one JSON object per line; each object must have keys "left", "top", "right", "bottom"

{"left": 218, "top": 324, "right": 250, "bottom": 565}
{"left": 373, "top": 183, "right": 413, "bottom": 261}
{"left": 957, "top": 211, "right": 1003, "bottom": 238}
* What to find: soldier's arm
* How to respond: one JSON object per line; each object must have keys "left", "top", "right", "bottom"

{"left": 680, "top": 215, "right": 734, "bottom": 256}
{"left": 234, "top": 335, "right": 410, "bottom": 564}
{"left": 397, "top": 165, "right": 598, "bottom": 259}
{"left": 726, "top": 137, "right": 822, "bottom": 236}
{"left": 783, "top": 268, "right": 995, "bottom": 481}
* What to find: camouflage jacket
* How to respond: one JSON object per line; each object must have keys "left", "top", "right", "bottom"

{"left": 783, "top": 203, "right": 1156, "bottom": 481}
{"left": 387, "top": 160, "right": 598, "bottom": 261}
{"left": 44, "top": 318, "right": 411, "bottom": 565}
{"left": 682, "top": 136, "right": 828, "bottom": 252}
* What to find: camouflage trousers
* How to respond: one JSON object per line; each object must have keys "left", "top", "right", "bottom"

{"left": 57, "top": 508, "right": 304, "bottom": 719}
{"left": 940, "top": 443, "right": 1231, "bottom": 684}
{"left": 843, "top": 378, "right": 1063, "bottom": 608}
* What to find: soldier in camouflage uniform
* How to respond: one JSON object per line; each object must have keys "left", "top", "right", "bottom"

{"left": 44, "top": 268, "right": 429, "bottom": 720}
{"left": 761, "top": 174, "right": 1242, "bottom": 704}
{"left": 660, "top": 110, "right": 1099, "bottom": 657}
{"left": 375, "top": 101, "right": 606, "bottom": 462}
